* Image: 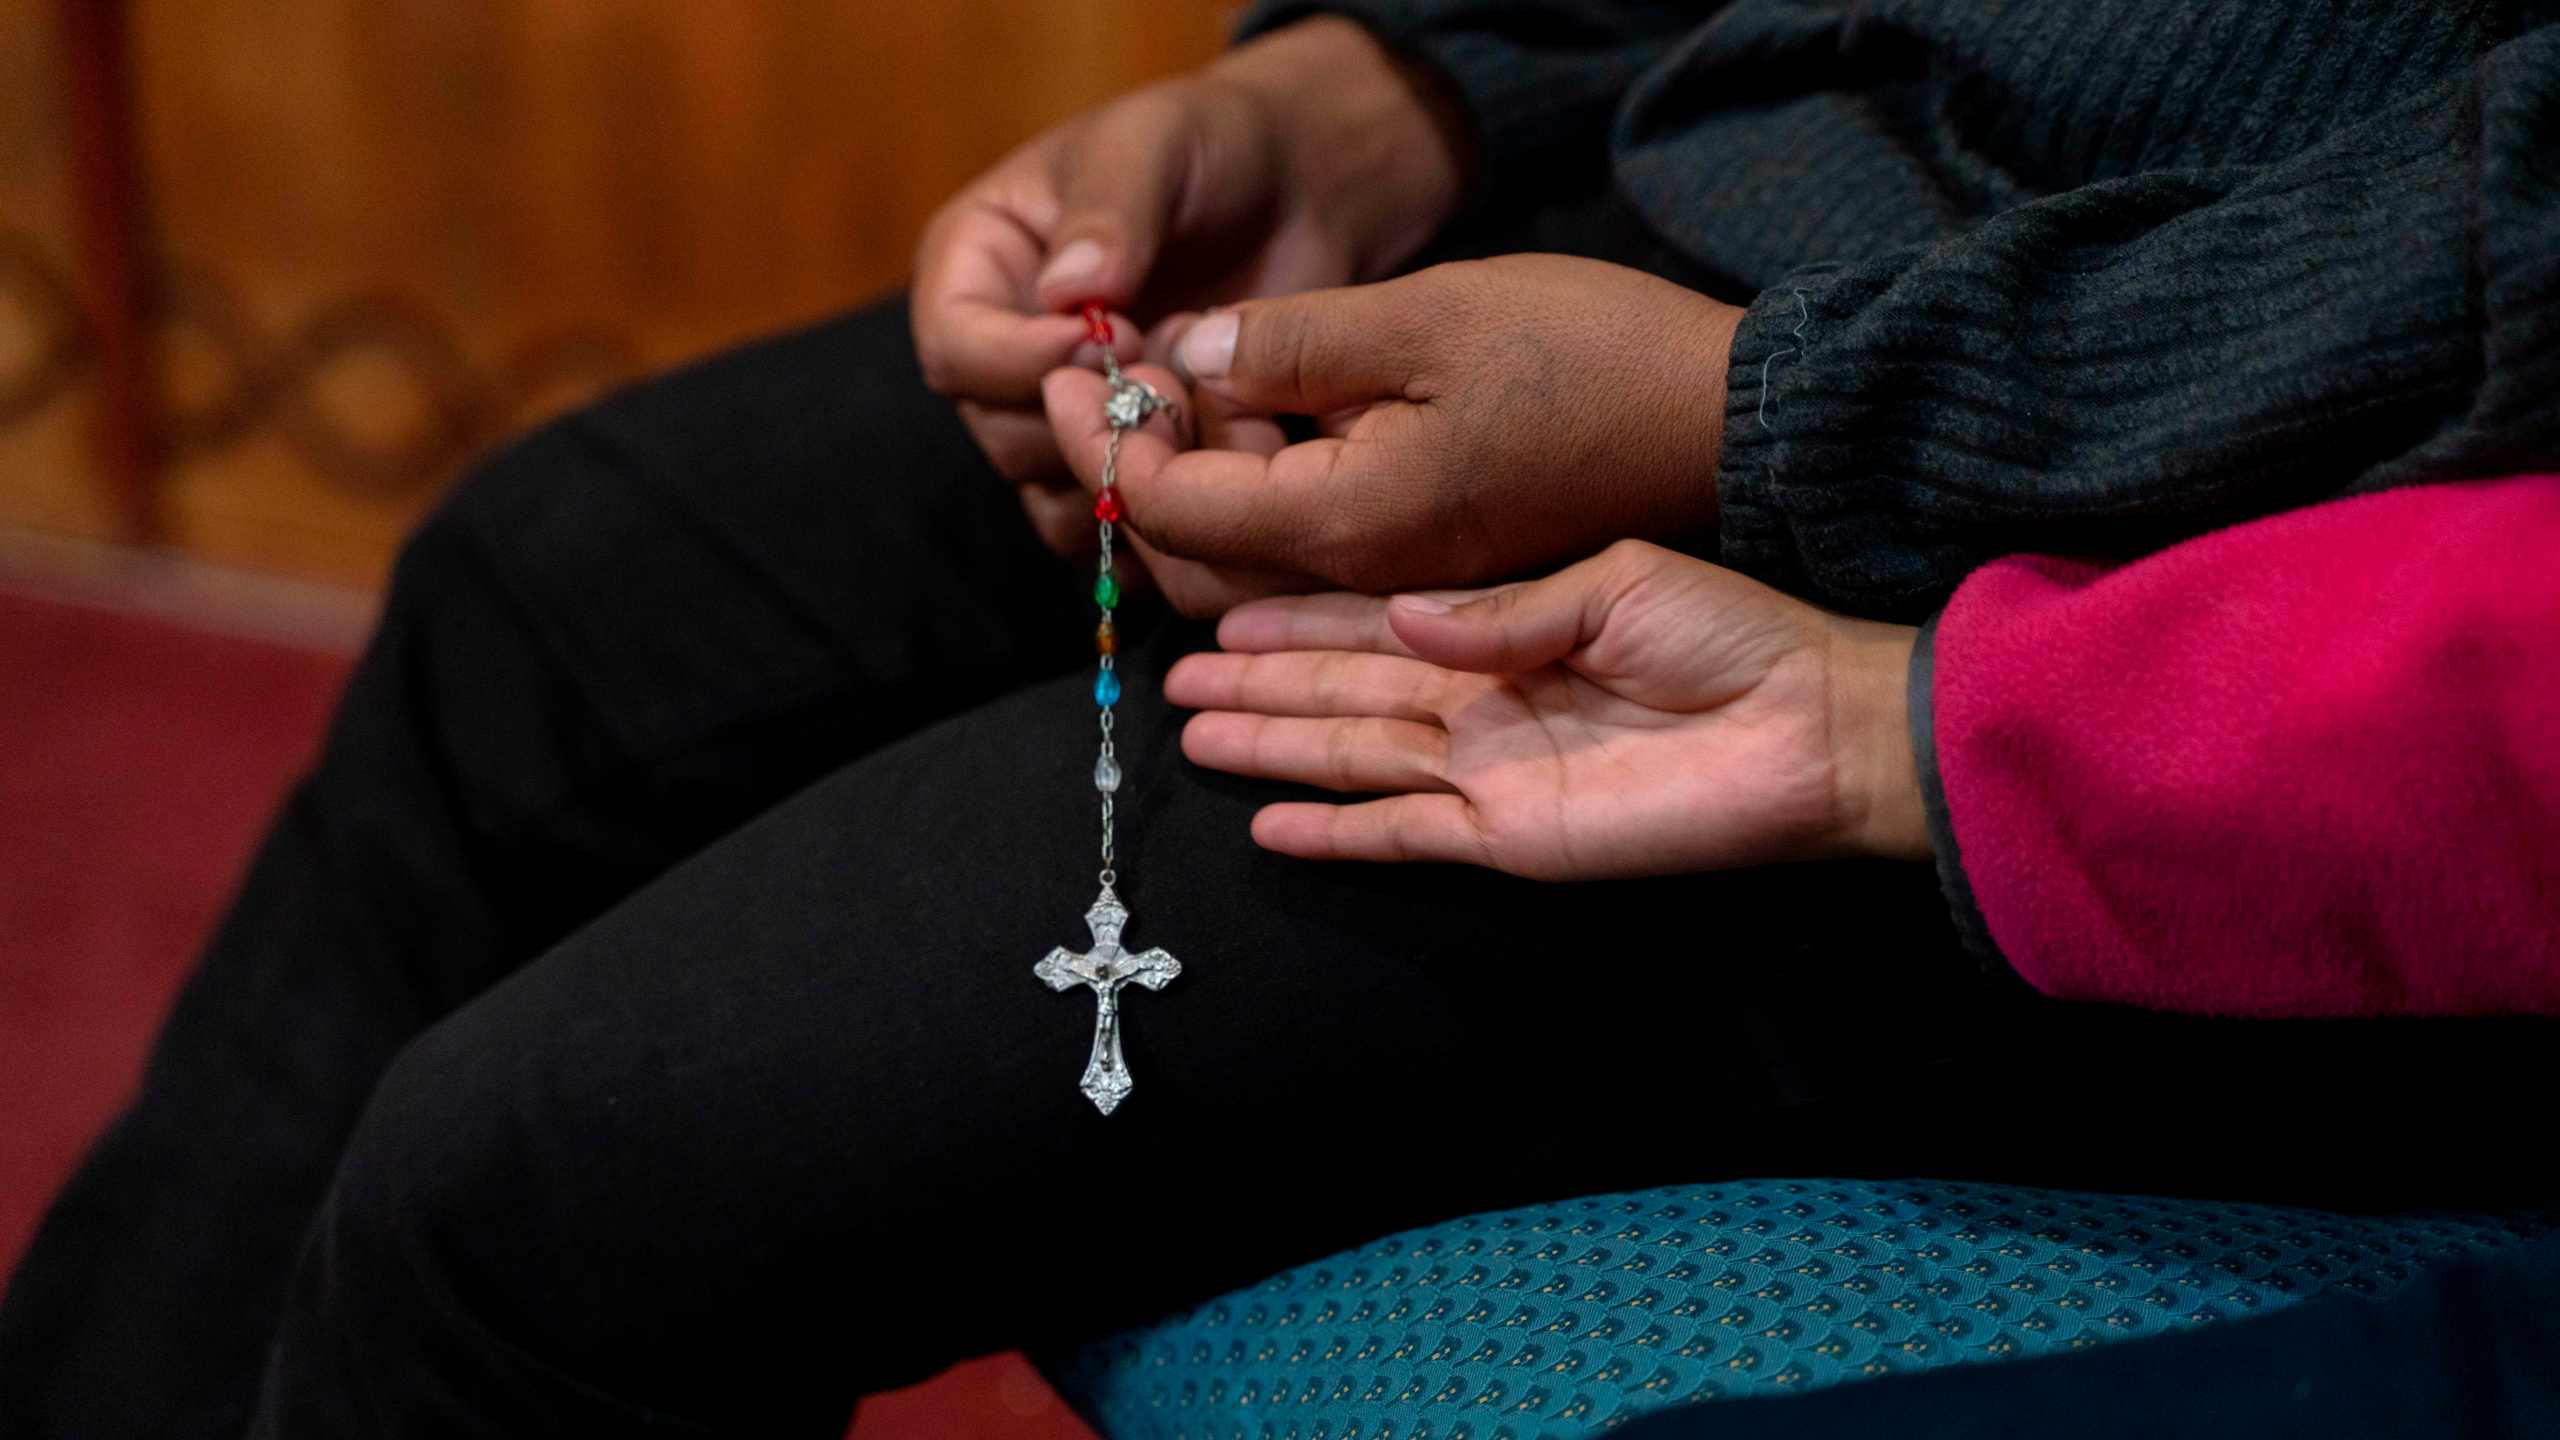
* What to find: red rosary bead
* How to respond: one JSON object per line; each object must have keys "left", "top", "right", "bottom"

{"left": 1081, "top": 302, "right": 1114, "bottom": 349}
{"left": 1094, "top": 485, "right": 1124, "bottom": 523}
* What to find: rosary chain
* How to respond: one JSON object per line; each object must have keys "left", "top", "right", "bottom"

{"left": 1087, "top": 316, "right": 1168, "bottom": 896}
{"left": 1096, "top": 416, "right": 1122, "bottom": 889}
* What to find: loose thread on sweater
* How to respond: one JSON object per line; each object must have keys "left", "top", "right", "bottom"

{"left": 1757, "top": 286, "right": 1811, "bottom": 432}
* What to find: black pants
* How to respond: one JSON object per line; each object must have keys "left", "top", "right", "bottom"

{"left": 4, "top": 275, "right": 2546, "bottom": 1436}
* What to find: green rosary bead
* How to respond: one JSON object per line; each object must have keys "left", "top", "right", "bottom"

{"left": 1093, "top": 572, "right": 1121, "bottom": 610}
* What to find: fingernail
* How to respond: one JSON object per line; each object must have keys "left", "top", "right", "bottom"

{"left": 1038, "top": 239, "right": 1104, "bottom": 295}
{"left": 1391, "top": 594, "right": 1452, "bottom": 617}
{"left": 1177, "top": 311, "right": 1238, "bottom": 381}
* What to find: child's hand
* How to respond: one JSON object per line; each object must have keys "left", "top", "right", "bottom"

{"left": 1164, "top": 541, "right": 1931, "bottom": 879}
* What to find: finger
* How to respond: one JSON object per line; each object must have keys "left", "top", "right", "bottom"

{"left": 1316, "top": 404, "right": 1370, "bottom": 438}
{"left": 1184, "top": 714, "right": 1454, "bottom": 795}
{"left": 1136, "top": 440, "right": 1355, "bottom": 574}
{"left": 1042, "top": 363, "right": 1194, "bottom": 483}
{"left": 1048, "top": 363, "right": 1359, "bottom": 576}
{"left": 1382, "top": 545, "right": 1662, "bottom": 675}
{"left": 1171, "top": 272, "right": 1439, "bottom": 415}
{"left": 958, "top": 401, "right": 1067, "bottom": 486}
{"left": 923, "top": 299, "right": 1093, "bottom": 406}
{"left": 1195, "top": 409, "right": 1289, "bottom": 459}
{"left": 1035, "top": 367, "right": 1316, "bottom": 617}
{"left": 1018, "top": 484, "right": 1100, "bottom": 560}
{"left": 1070, "top": 305, "right": 1149, "bottom": 375}
{"left": 1033, "top": 98, "right": 1191, "bottom": 312}
{"left": 1249, "top": 795, "right": 1491, "bottom": 866}
{"left": 913, "top": 201, "right": 1100, "bottom": 404}
{"left": 1164, "top": 650, "right": 1453, "bottom": 723}
{"left": 1154, "top": 317, "right": 1289, "bottom": 456}
{"left": 1213, "top": 590, "right": 1482, "bottom": 657}
{"left": 1143, "top": 310, "right": 1200, "bottom": 371}
{"left": 1118, "top": 526, "right": 1319, "bottom": 619}
{"left": 1115, "top": 361, "right": 1200, "bottom": 450}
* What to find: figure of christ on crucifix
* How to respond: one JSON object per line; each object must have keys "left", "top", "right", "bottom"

{"left": 1034, "top": 890, "right": 1180, "bottom": 1114}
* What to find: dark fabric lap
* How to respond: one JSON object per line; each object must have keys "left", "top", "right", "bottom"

{"left": 253, "top": 605, "right": 1988, "bottom": 1431}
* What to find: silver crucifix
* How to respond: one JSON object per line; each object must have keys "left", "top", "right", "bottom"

{"left": 1034, "top": 888, "right": 1179, "bottom": 1114}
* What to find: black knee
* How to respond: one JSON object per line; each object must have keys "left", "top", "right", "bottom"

{"left": 326, "top": 414, "right": 633, "bottom": 854}
{"left": 266, "top": 1011, "right": 688, "bottom": 1430}
{"left": 378, "top": 407, "right": 629, "bottom": 650}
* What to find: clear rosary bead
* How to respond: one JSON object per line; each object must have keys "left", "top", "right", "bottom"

{"left": 1094, "top": 754, "right": 1122, "bottom": 793}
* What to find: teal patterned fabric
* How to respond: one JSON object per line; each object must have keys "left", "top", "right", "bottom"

{"left": 1049, "top": 1179, "right": 2553, "bottom": 1440}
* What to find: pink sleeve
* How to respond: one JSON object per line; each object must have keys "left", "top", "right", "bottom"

{"left": 1926, "top": 474, "right": 2560, "bottom": 1017}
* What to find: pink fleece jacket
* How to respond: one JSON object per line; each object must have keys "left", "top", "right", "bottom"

{"left": 1929, "top": 474, "right": 2560, "bottom": 1017}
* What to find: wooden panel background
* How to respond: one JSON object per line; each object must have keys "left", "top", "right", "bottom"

{"left": 0, "top": 0, "right": 107, "bottom": 542}
{"left": 1, "top": 0, "right": 1233, "bottom": 586}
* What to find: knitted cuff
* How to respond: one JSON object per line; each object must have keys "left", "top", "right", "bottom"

{"left": 1715, "top": 268, "right": 1844, "bottom": 597}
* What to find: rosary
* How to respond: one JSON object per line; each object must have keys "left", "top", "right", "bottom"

{"left": 1030, "top": 304, "right": 1181, "bottom": 1115}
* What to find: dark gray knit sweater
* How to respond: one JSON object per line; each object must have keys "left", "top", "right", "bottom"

{"left": 1246, "top": 0, "right": 2560, "bottom": 617}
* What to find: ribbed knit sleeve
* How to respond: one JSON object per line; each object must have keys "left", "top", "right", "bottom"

{"left": 1714, "top": 23, "right": 2560, "bottom": 618}
{"left": 1236, "top": 1, "right": 1712, "bottom": 183}
{"left": 1922, "top": 474, "right": 2560, "bottom": 1019}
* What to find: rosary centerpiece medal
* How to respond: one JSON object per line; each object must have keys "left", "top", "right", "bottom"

{"left": 1032, "top": 305, "right": 1181, "bottom": 1115}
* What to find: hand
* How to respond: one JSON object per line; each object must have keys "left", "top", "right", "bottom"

{"left": 1044, "top": 254, "right": 1744, "bottom": 602}
{"left": 1163, "top": 540, "right": 1931, "bottom": 879}
{"left": 1041, "top": 356, "right": 1329, "bottom": 618}
{"left": 910, "top": 18, "right": 1471, "bottom": 558}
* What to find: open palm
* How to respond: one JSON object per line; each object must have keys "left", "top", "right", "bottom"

{"left": 1164, "top": 541, "right": 1909, "bottom": 880}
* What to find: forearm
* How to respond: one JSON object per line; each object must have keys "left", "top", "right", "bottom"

{"left": 1718, "top": 24, "right": 2560, "bottom": 619}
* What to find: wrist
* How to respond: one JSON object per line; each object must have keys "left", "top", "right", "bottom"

{"left": 1822, "top": 618, "right": 1932, "bottom": 863}
{"left": 1670, "top": 292, "right": 1743, "bottom": 537}
{"left": 1212, "top": 17, "right": 1474, "bottom": 277}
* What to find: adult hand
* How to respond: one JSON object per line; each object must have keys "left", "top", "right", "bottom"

{"left": 1041, "top": 356, "right": 1328, "bottom": 617}
{"left": 1163, "top": 540, "right": 1931, "bottom": 879}
{"left": 1045, "top": 254, "right": 1745, "bottom": 605}
{"left": 910, "top": 17, "right": 1470, "bottom": 558}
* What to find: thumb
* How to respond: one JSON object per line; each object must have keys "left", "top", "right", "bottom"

{"left": 1173, "top": 276, "right": 1425, "bottom": 416}
{"left": 1384, "top": 564, "right": 1614, "bottom": 676}
{"left": 1034, "top": 106, "right": 1189, "bottom": 312}
{"left": 1382, "top": 544, "right": 1670, "bottom": 674}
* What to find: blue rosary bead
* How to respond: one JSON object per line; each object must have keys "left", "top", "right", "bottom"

{"left": 1094, "top": 668, "right": 1122, "bottom": 706}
